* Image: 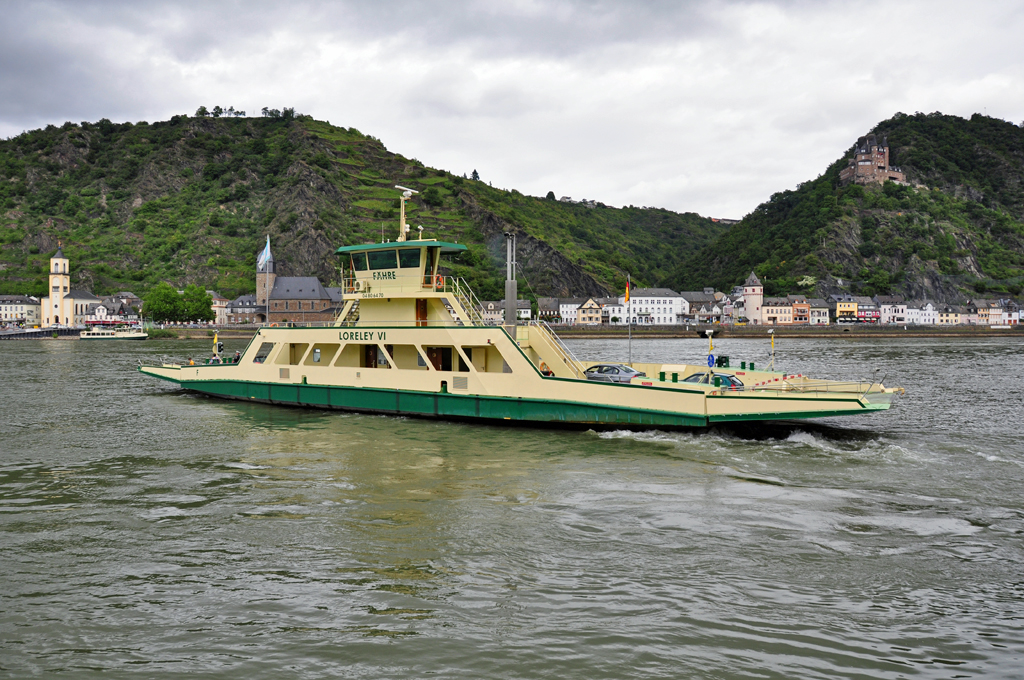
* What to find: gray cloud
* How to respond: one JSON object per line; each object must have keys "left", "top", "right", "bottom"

{"left": 2, "top": 1, "right": 1023, "bottom": 218}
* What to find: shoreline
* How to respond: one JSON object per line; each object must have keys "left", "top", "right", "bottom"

{"left": 9, "top": 325, "right": 1021, "bottom": 341}
{"left": 161, "top": 325, "right": 1024, "bottom": 341}
{"left": 551, "top": 325, "right": 1023, "bottom": 340}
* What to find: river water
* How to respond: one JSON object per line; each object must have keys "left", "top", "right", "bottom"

{"left": 1, "top": 336, "right": 1022, "bottom": 679}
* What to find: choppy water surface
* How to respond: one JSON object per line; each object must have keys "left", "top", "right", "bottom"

{"left": 1, "top": 336, "right": 1023, "bottom": 678}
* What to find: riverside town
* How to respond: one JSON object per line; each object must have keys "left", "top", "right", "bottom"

{"left": 2, "top": 238, "right": 1020, "bottom": 336}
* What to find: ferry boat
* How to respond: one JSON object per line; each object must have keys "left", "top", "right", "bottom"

{"left": 82, "top": 327, "right": 148, "bottom": 340}
{"left": 138, "top": 192, "right": 903, "bottom": 429}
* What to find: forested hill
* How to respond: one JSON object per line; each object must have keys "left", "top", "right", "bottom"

{"left": 672, "top": 112, "right": 1024, "bottom": 302}
{"left": 0, "top": 112, "right": 723, "bottom": 301}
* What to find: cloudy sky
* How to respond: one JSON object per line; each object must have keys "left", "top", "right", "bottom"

{"left": 2, "top": 0, "right": 1023, "bottom": 218}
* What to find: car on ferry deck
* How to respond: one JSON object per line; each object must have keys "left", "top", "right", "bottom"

{"left": 584, "top": 364, "right": 646, "bottom": 384}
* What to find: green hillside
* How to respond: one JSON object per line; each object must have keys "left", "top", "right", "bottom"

{"left": 0, "top": 112, "right": 723, "bottom": 301}
{"left": 672, "top": 112, "right": 1024, "bottom": 301}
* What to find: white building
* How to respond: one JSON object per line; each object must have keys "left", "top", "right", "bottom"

{"left": 595, "top": 297, "right": 627, "bottom": 325}
{"left": 679, "top": 290, "right": 719, "bottom": 322}
{"left": 208, "top": 290, "right": 230, "bottom": 325}
{"left": 559, "top": 298, "right": 585, "bottom": 325}
{"left": 874, "top": 295, "right": 907, "bottom": 325}
{"left": 480, "top": 300, "right": 532, "bottom": 324}
{"left": 85, "top": 300, "right": 136, "bottom": 326}
{"left": 480, "top": 301, "right": 504, "bottom": 324}
{"left": 996, "top": 299, "right": 1020, "bottom": 325}
{"left": 919, "top": 301, "right": 938, "bottom": 325}
{"left": 906, "top": 300, "right": 938, "bottom": 325}
{"left": 619, "top": 288, "right": 683, "bottom": 325}
{"left": 807, "top": 299, "right": 830, "bottom": 325}
{"left": 0, "top": 295, "right": 40, "bottom": 326}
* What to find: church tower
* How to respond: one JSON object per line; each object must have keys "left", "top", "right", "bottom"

{"left": 743, "top": 271, "right": 763, "bottom": 325}
{"left": 42, "top": 242, "right": 71, "bottom": 327}
{"left": 255, "top": 239, "right": 276, "bottom": 307}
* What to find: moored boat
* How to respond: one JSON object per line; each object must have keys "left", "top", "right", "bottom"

{"left": 82, "top": 327, "right": 148, "bottom": 340}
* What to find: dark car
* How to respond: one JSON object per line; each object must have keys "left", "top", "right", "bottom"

{"left": 682, "top": 372, "right": 744, "bottom": 388}
{"left": 584, "top": 364, "right": 646, "bottom": 383}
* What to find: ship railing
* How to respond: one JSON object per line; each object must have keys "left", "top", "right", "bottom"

{"left": 450, "top": 277, "right": 487, "bottom": 326}
{"left": 524, "top": 320, "right": 587, "bottom": 378}
{"left": 138, "top": 356, "right": 242, "bottom": 368}
{"left": 337, "top": 275, "right": 487, "bottom": 325}
{"left": 667, "top": 376, "right": 887, "bottom": 396}
{"left": 260, "top": 321, "right": 340, "bottom": 328}
{"left": 332, "top": 299, "right": 360, "bottom": 326}
{"left": 747, "top": 379, "right": 880, "bottom": 394}
{"left": 332, "top": 319, "right": 499, "bottom": 328}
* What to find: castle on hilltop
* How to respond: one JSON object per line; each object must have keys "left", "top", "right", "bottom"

{"left": 839, "top": 134, "right": 906, "bottom": 186}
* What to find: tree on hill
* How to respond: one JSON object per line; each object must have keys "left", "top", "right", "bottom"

{"left": 144, "top": 283, "right": 184, "bottom": 322}
{"left": 421, "top": 187, "right": 443, "bottom": 207}
{"left": 182, "top": 284, "right": 215, "bottom": 322}
{"left": 471, "top": 169, "right": 480, "bottom": 181}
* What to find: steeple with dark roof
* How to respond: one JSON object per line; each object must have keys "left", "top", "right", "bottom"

{"left": 255, "top": 239, "right": 276, "bottom": 307}
{"left": 744, "top": 271, "right": 762, "bottom": 287}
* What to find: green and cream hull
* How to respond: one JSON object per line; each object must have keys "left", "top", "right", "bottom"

{"left": 138, "top": 324, "right": 900, "bottom": 429}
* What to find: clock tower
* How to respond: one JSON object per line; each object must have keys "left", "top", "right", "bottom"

{"left": 42, "top": 243, "right": 71, "bottom": 327}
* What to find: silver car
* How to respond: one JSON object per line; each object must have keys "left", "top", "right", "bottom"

{"left": 682, "top": 372, "right": 744, "bottom": 388}
{"left": 584, "top": 364, "right": 646, "bottom": 383}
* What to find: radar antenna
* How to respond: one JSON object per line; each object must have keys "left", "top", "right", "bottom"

{"left": 395, "top": 185, "right": 419, "bottom": 242}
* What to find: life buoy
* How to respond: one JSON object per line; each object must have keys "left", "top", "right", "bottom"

{"left": 435, "top": 275, "right": 445, "bottom": 289}
{"left": 539, "top": 361, "right": 549, "bottom": 374}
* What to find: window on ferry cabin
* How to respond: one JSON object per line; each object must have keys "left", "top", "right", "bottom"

{"left": 367, "top": 250, "right": 398, "bottom": 270}
{"left": 427, "top": 247, "right": 439, "bottom": 275}
{"left": 424, "top": 347, "right": 470, "bottom": 372}
{"left": 462, "top": 346, "right": 512, "bottom": 373}
{"left": 351, "top": 253, "right": 368, "bottom": 271}
{"left": 398, "top": 249, "right": 421, "bottom": 268}
{"left": 252, "top": 342, "right": 275, "bottom": 363}
{"left": 387, "top": 345, "right": 429, "bottom": 370}
{"left": 275, "top": 342, "right": 309, "bottom": 365}
{"left": 303, "top": 344, "right": 339, "bottom": 366}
